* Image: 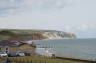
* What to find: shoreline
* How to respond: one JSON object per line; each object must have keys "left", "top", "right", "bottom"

{"left": 33, "top": 38, "right": 96, "bottom": 41}
{"left": 56, "top": 56, "right": 96, "bottom": 63}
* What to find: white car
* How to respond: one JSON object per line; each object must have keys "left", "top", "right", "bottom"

{"left": 0, "top": 52, "right": 8, "bottom": 57}
{"left": 16, "top": 51, "right": 25, "bottom": 56}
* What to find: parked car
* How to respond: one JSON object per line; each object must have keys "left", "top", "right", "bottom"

{"left": 7, "top": 51, "right": 25, "bottom": 57}
{"left": 7, "top": 52, "right": 18, "bottom": 57}
{"left": 16, "top": 51, "right": 25, "bottom": 56}
{"left": 0, "top": 52, "right": 8, "bottom": 57}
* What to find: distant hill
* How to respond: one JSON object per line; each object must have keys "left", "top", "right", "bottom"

{"left": 0, "top": 29, "right": 76, "bottom": 41}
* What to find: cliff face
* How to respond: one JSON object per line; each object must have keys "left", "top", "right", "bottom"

{"left": 42, "top": 31, "right": 76, "bottom": 40}
{"left": 0, "top": 29, "right": 76, "bottom": 40}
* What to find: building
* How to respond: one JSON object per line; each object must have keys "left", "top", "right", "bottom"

{"left": 0, "top": 40, "right": 36, "bottom": 56}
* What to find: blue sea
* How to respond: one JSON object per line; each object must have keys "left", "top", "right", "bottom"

{"left": 35, "top": 38, "right": 96, "bottom": 60}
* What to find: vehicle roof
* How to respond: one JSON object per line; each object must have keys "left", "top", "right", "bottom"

{"left": 0, "top": 52, "right": 6, "bottom": 54}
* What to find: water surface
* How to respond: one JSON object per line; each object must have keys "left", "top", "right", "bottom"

{"left": 35, "top": 38, "right": 96, "bottom": 60}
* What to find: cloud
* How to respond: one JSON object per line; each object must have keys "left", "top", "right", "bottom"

{"left": 77, "top": 24, "right": 89, "bottom": 31}
{"left": 23, "top": 0, "right": 72, "bottom": 9}
{"left": 63, "top": 24, "right": 96, "bottom": 38}
{"left": 76, "top": 24, "right": 96, "bottom": 31}
{"left": 63, "top": 24, "right": 96, "bottom": 32}
{"left": 0, "top": 0, "right": 76, "bottom": 16}
{"left": 63, "top": 25, "right": 72, "bottom": 32}
{"left": 0, "top": 0, "right": 24, "bottom": 16}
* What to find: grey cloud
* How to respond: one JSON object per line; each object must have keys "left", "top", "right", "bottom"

{"left": 24, "top": 0, "right": 73, "bottom": 10}
{"left": 0, "top": 0, "right": 24, "bottom": 16}
{"left": 0, "top": 0, "right": 74, "bottom": 16}
{"left": 64, "top": 24, "right": 96, "bottom": 32}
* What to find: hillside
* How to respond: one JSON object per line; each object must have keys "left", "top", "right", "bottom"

{"left": 0, "top": 29, "right": 76, "bottom": 41}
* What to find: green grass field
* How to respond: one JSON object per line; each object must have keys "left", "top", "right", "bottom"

{"left": 0, "top": 56, "right": 90, "bottom": 63}
{"left": 0, "top": 29, "right": 53, "bottom": 40}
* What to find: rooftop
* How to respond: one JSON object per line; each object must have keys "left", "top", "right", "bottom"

{"left": 0, "top": 40, "right": 25, "bottom": 47}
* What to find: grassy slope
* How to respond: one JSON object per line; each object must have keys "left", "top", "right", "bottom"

{"left": 0, "top": 29, "right": 49, "bottom": 40}
{"left": 0, "top": 56, "right": 89, "bottom": 63}
{"left": 0, "top": 29, "right": 58, "bottom": 40}
{"left": 0, "top": 29, "right": 58, "bottom": 35}
{"left": 0, "top": 29, "right": 76, "bottom": 40}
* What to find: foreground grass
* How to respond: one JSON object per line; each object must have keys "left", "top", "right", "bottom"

{"left": 0, "top": 56, "right": 90, "bottom": 63}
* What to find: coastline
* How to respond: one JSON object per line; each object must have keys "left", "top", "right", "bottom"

{"left": 56, "top": 56, "right": 96, "bottom": 63}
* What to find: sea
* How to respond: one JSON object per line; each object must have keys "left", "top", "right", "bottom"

{"left": 34, "top": 38, "right": 96, "bottom": 60}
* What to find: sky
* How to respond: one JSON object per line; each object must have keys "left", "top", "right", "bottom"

{"left": 0, "top": 0, "right": 96, "bottom": 38}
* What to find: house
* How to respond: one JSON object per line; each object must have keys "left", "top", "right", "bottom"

{"left": 0, "top": 40, "right": 36, "bottom": 56}
{"left": 35, "top": 48, "right": 55, "bottom": 57}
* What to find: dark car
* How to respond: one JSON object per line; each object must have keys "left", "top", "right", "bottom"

{"left": 7, "top": 51, "right": 25, "bottom": 57}
{"left": 7, "top": 52, "right": 18, "bottom": 57}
